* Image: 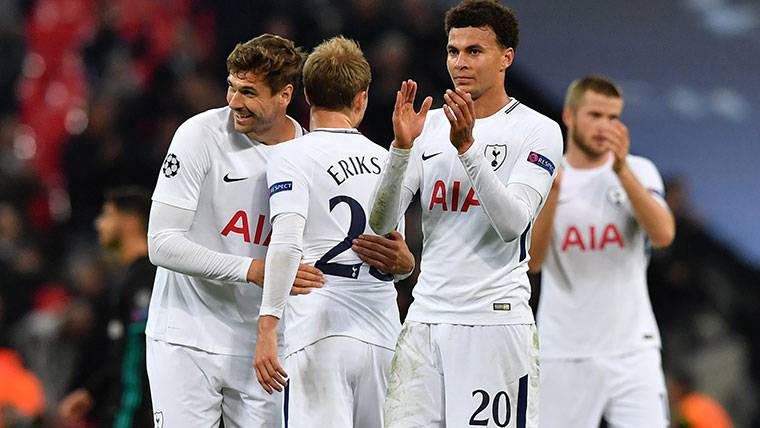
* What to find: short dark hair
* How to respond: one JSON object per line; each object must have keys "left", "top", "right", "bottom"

{"left": 226, "top": 33, "right": 306, "bottom": 94}
{"left": 303, "top": 36, "right": 371, "bottom": 110}
{"left": 104, "top": 187, "right": 151, "bottom": 232}
{"left": 565, "top": 75, "right": 623, "bottom": 111}
{"left": 445, "top": 0, "right": 519, "bottom": 50}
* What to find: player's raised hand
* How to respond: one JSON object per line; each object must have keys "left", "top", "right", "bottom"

{"left": 443, "top": 88, "right": 475, "bottom": 154}
{"left": 254, "top": 316, "right": 288, "bottom": 394}
{"left": 291, "top": 263, "right": 324, "bottom": 295}
{"left": 603, "top": 121, "right": 630, "bottom": 173}
{"left": 392, "top": 79, "right": 433, "bottom": 150}
{"left": 352, "top": 231, "right": 414, "bottom": 275}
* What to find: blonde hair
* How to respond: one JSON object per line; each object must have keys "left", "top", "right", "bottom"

{"left": 226, "top": 34, "right": 305, "bottom": 93}
{"left": 565, "top": 75, "right": 623, "bottom": 111}
{"left": 302, "top": 36, "right": 371, "bottom": 110}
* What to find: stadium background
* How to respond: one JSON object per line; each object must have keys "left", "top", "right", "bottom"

{"left": 0, "top": 0, "right": 757, "bottom": 426}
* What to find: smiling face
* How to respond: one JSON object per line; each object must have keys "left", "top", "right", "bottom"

{"left": 226, "top": 71, "right": 290, "bottom": 139}
{"left": 566, "top": 90, "right": 624, "bottom": 158}
{"left": 446, "top": 26, "right": 512, "bottom": 102}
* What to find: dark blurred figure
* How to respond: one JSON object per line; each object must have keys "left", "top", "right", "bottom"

{"left": 649, "top": 176, "right": 760, "bottom": 426}
{"left": 58, "top": 188, "right": 155, "bottom": 428}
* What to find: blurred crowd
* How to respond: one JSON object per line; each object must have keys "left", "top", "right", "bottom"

{"left": 0, "top": 0, "right": 758, "bottom": 427}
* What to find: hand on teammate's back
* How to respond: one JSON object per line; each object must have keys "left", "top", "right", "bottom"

{"left": 392, "top": 80, "right": 433, "bottom": 149}
{"left": 352, "top": 231, "right": 415, "bottom": 275}
{"left": 247, "top": 260, "right": 324, "bottom": 294}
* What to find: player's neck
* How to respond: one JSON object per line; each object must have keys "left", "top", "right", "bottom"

{"left": 566, "top": 142, "right": 611, "bottom": 169}
{"left": 118, "top": 236, "right": 148, "bottom": 266}
{"left": 473, "top": 88, "right": 510, "bottom": 119}
{"left": 247, "top": 115, "right": 295, "bottom": 145}
{"left": 309, "top": 108, "right": 356, "bottom": 130}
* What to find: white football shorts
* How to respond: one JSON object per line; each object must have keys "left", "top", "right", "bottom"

{"left": 384, "top": 322, "right": 539, "bottom": 428}
{"left": 146, "top": 338, "right": 283, "bottom": 428}
{"left": 539, "top": 347, "right": 669, "bottom": 428}
{"left": 283, "top": 336, "right": 393, "bottom": 428}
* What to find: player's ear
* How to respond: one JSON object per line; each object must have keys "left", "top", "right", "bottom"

{"left": 562, "top": 106, "right": 573, "bottom": 128}
{"left": 499, "top": 47, "right": 514, "bottom": 72}
{"left": 352, "top": 90, "right": 368, "bottom": 115}
{"left": 279, "top": 83, "right": 294, "bottom": 106}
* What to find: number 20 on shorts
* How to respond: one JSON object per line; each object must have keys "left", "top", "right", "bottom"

{"left": 469, "top": 374, "right": 528, "bottom": 427}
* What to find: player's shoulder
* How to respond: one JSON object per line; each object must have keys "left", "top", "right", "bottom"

{"left": 166, "top": 107, "right": 230, "bottom": 158}
{"left": 626, "top": 154, "right": 660, "bottom": 175}
{"left": 509, "top": 101, "right": 561, "bottom": 131}
{"left": 270, "top": 132, "right": 309, "bottom": 157}
{"left": 357, "top": 133, "right": 389, "bottom": 156}
{"left": 626, "top": 154, "right": 657, "bottom": 170}
{"left": 178, "top": 106, "right": 230, "bottom": 135}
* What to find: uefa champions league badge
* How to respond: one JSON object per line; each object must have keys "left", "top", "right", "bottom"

{"left": 162, "top": 153, "right": 180, "bottom": 178}
{"left": 527, "top": 151, "right": 555, "bottom": 175}
{"left": 484, "top": 144, "right": 507, "bottom": 170}
{"left": 607, "top": 186, "right": 627, "bottom": 208}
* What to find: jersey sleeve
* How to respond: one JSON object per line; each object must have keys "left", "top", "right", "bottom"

{"left": 403, "top": 143, "right": 423, "bottom": 196}
{"left": 508, "top": 120, "right": 564, "bottom": 200}
{"left": 629, "top": 156, "right": 667, "bottom": 205}
{"left": 152, "top": 119, "right": 213, "bottom": 211}
{"left": 267, "top": 142, "right": 311, "bottom": 221}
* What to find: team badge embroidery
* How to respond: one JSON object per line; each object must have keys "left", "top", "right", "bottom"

{"left": 484, "top": 144, "right": 507, "bottom": 170}
{"left": 162, "top": 153, "right": 180, "bottom": 178}
{"left": 153, "top": 412, "right": 164, "bottom": 428}
{"left": 607, "top": 186, "right": 627, "bottom": 208}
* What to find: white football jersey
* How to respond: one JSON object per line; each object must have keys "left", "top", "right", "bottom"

{"left": 147, "top": 106, "right": 304, "bottom": 356}
{"left": 267, "top": 128, "right": 402, "bottom": 356}
{"left": 537, "top": 155, "right": 666, "bottom": 358}
{"left": 404, "top": 99, "right": 563, "bottom": 325}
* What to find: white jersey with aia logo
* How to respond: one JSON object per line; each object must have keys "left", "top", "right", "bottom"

{"left": 146, "top": 106, "right": 304, "bottom": 356}
{"left": 267, "top": 129, "right": 402, "bottom": 356}
{"left": 403, "top": 99, "right": 562, "bottom": 325}
{"left": 537, "top": 155, "right": 666, "bottom": 358}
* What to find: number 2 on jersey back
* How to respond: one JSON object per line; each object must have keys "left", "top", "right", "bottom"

{"left": 315, "top": 195, "right": 393, "bottom": 281}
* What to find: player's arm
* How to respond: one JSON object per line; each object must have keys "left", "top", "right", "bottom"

{"left": 147, "top": 203, "right": 322, "bottom": 292}
{"left": 369, "top": 80, "right": 431, "bottom": 235}
{"left": 528, "top": 168, "right": 562, "bottom": 272}
{"left": 255, "top": 213, "right": 304, "bottom": 394}
{"left": 605, "top": 122, "right": 675, "bottom": 248}
{"left": 148, "top": 201, "right": 252, "bottom": 281}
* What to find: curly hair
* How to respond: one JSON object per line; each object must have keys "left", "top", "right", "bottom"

{"left": 226, "top": 34, "right": 306, "bottom": 94}
{"left": 445, "top": 0, "right": 519, "bottom": 51}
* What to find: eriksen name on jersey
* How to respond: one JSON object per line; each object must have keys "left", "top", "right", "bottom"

{"left": 326, "top": 155, "right": 383, "bottom": 186}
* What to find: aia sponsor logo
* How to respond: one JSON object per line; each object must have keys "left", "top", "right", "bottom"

{"left": 428, "top": 180, "right": 480, "bottom": 212}
{"left": 220, "top": 211, "right": 271, "bottom": 245}
{"left": 561, "top": 224, "right": 624, "bottom": 251}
